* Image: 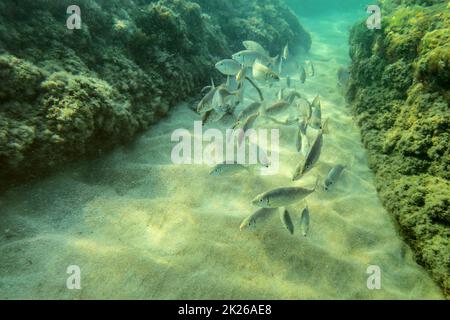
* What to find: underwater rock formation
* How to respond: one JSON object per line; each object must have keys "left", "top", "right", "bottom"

{"left": 0, "top": 0, "right": 310, "bottom": 188}
{"left": 347, "top": 0, "right": 449, "bottom": 297}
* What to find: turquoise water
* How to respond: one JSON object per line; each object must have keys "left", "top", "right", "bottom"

{"left": 0, "top": 1, "right": 445, "bottom": 299}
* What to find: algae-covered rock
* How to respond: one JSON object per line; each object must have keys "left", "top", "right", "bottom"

{"left": 0, "top": 0, "right": 311, "bottom": 187}
{"left": 348, "top": 1, "right": 449, "bottom": 296}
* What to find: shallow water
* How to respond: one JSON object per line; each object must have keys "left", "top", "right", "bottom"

{"left": 0, "top": 10, "right": 443, "bottom": 299}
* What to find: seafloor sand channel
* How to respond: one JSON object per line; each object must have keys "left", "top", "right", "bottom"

{"left": 0, "top": 14, "right": 443, "bottom": 299}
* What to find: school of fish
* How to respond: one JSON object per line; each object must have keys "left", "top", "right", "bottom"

{"left": 194, "top": 40, "right": 346, "bottom": 237}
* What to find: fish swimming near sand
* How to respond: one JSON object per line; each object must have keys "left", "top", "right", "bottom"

{"left": 237, "top": 102, "right": 261, "bottom": 122}
{"left": 285, "top": 90, "right": 302, "bottom": 105}
{"left": 324, "top": 164, "right": 345, "bottom": 191}
{"left": 300, "top": 205, "right": 310, "bottom": 237}
{"left": 305, "top": 60, "right": 315, "bottom": 77}
{"left": 252, "top": 60, "right": 280, "bottom": 82}
{"left": 251, "top": 179, "right": 319, "bottom": 208}
{"left": 210, "top": 161, "right": 250, "bottom": 176}
{"left": 292, "top": 129, "right": 323, "bottom": 181}
{"left": 282, "top": 43, "right": 289, "bottom": 60}
{"left": 240, "top": 208, "right": 277, "bottom": 231}
{"left": 265, "top": 100, "right": 290, "bottom": 115}
{"left": 296, "top": 98, "right": 312, "bottom": 120}
{"left": 300, "top": 66, "right": 306, "bottom": 84}
{"left": 279, "top": 207, "right": 294, "bottom": 235}
{"left": 197, "top": 83, "right": 217, "bottom": 113}
{"left": 215, "top": 59, "right": 242, "bottom": 76}
{"left": 296, "top": 118, "right": 308, "bottom": 153}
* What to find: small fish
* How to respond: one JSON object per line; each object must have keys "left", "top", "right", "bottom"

{"left": 305, "top": 60, "right": 315, "bottom": 77}
{"left": 295, "top": 119, "right": 308, "bottom": 153}
{"left": 324, "top": 164, "right": 345, "bottom": 191}
{"left": 310, "top": 96, "right": 322, "bottom": 129}
{"left": 284, "top": 90, "right": 302, "bottom": 105}
{"left": 233, "top": 50, "right": 278, "bottom": 68}
{"left": 212, "top": 85, "right": 239, "bottom": 113}
{"left": 196, "top": 79, "right": 217, "bottom": 113}
{"left": 215, "top": 59, "right": 242, "bottom": 76}
{"left": 235, "top": 112, "right": 260, "bottom": 145}
{"left": 286, "top": 75, "right": 291, "bottom": 88}
{"left": 279, "top": 207, "right": 294, "bottom": 235}
{"left": 252, "top": 60, "right": 280, "bottom": 82}
{"left": 300, "top": 66, "right": 306, "bottom": 84}
{"left": 242, "top": 40, "right": 269, "bottom": 56}
{"left": 292, "top": 130, "right": 323, "bottom": 181}
{"left": 240, "top": 208, "right": 277, "bottom": 231}
{"left": 237, "top": 102, "right": 261, "bottom": 122}
{"left": 282, "top": 43, "right": 289, "bottom": 60}
{"left": 251, "top": 180, "right": 318, "bottom": 208}
{"left": 210, "top": 161, "right": 249, "bottom": 176}
{"left": 296, "top": 98, "right": 312, "bottom": 120}
{"left": 266, "top": 116, "right": 299, "bottom": 126}
{"left": 299, "top": 206, "right": 310, "bottom": 237}
{"left": 337, "top": 66, "right": 350, "bottom": 86}
{"left": 242, "top": 112, "right": 259, "bottom": 131}
{"left": 265, "top": 100, "right": 290, "bottom": 115}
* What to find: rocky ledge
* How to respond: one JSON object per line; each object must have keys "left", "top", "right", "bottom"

{"left": 0, "top": 0, "right": 311, "bottom": 189}
{"left": 347, "top": 0, "right": 449, "bottom": 297}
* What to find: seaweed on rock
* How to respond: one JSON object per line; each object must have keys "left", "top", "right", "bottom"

{"left": 0, "top": 0, "right": 311, "bottom": 188}
{"left": 347, "top": 1, "right": 449, "bottom": 297}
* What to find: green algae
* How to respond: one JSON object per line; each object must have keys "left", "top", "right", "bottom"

{"left": 348, "top": 1, "right": 449, "bottom": 297}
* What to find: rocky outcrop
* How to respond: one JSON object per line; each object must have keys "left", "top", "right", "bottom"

{"left": 0, "top": 0, "right": 311, "bottom": 189}
{"left": 347, "top": 0, "right": 449, "bottom": 297}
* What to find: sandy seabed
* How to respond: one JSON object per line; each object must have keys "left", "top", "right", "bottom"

{"left": 0, "top": 13, "right": 444, "bottom": 299}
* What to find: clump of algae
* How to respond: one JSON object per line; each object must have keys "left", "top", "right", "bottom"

{"left": 0, "top": 0, "right": 311, "bottom": 188}
{"left": 347, "top": 1, "right": 449, "bottom": 297}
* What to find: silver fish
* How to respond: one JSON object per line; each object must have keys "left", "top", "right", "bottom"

{"left": 242, "top": 112, "right": 259, "bottom": 132}
{"left": 252, "top": 60, "right": 280, "bottom": 82}
{"left": 306, "top": 60, "right": 315, "bottom": 77}
{"left": 265, "top": 100, "right": 290, "bottom": 115}
{"left": 296, "top": 118, "right": 308, "bottom": 153}
{"left": 210, "top": 161, "right": 249, "bottom": 176}
{"left": 310, "top": 96, "right": 322, "bottom": 129}
{"left": 324, "top": 164, "right": 345, "bottom": 191}
{"left": 286, "top": 75, "right": 291, "bottom": 88}
{"left": 197, "top": 86, "right": 217, "bottom": 113}
{"left": 242, "top": 40, "right": 268, "bottom": 56}
{"left": 215, "top": 59, "right": 242, "bottom": 76}
{"left": 237, "top": 102, "right": 261, "bottom": 121}
{"left": 300, "top": 206, "right": 310, "bottom": 237}
{"left": 293, "top": 130, "right": 323, "bottom": 181}
{"left": 240, "top": 208, "right": 277, "bottom": 231}
{"left": 279, "top": 207, "right": 294, "bottom": 235}
{"left": 252, "top": 180, "right": 318, "bottom": 208}
{"left": 296, "top": 98, "right": 312, "bottom": 120}
{"left": 300, "top": 66, "right": 306, "bottom": 84}
{"left": 285, "top": 90, "right": 302, "bottom": 105}
{"left": 233, "top": 50, "right": 278, "bottom": 68}
{"left": 283, "top": 43, "right": 289, "bottom": 60}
